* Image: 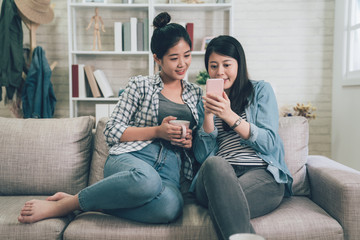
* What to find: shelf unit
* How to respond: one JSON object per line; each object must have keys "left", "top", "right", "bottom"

{"left": 67, "top": 0, "right": 233, "bottom": 117}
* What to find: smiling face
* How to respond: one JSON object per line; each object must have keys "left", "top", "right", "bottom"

{"left": 154, "top": 38, "right": 192, "bottom": 83}
{"left": 207, "top": 52, "right": 238, "bottom": 91}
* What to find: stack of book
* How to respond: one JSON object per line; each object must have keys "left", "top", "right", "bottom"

{"left": 114, "top": 17, "right": 149, "bottom": 52}
{"left": 71, "top": 64, "right": 115, "bottom": 98}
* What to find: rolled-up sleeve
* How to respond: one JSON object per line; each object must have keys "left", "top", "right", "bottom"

{"left": 193, "top": 127, "right": 218, "bottom": 164}
{"left": 104, "top": 78, "right": 140, "bottom": 147}
{"left": 192, "top": 99, "right": 219, "bottom": 164}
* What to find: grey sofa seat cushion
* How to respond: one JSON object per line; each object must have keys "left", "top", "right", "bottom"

{"left": 0, "top": 196, "right": 74, "bottom": 240}
{"left": 64, "top": 195, "right": 343, "bottom": 240}
{"left": 252, "top": 196, "right": 344, "bottom": 240}
{"left": 64, "top": 194, "right": 217, "bottom": 240}
{"left": 0, "top": 116, "right": 94, "bottom": 195}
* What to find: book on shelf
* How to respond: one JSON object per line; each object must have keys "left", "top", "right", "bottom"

{"left": 137, "top": 20, "right": 144, "bottom": 51}
{"left": 93, "top": 69, "right": 114, "bottom": 98}
{"left": 186, "top": 23, "right": 194, "bottom": 51}
{"left": 123, "top": 21, "right": 131, "bottom": 51}
{"left": 130, "top": 17, "right": 138, "bottom": 52}
{"left": 71, "top": 64, "right": 79, "bottom": 97}
{"left": 114, "top": 22, "right": 123, "bottom": 52}
{"left": 78, "top": 64, "right": 87, "bottom": 98}
{"left": 122, "top": 17, "right": 149, "bottom": 52}
{"left": 84, "top": 65, "right": 101, "bottom": 98}
{"left": 143, "top": 18, "right": 149, "bottom": 51}
{"left": 72, "top": 64, "right": 86, "bottom": 98}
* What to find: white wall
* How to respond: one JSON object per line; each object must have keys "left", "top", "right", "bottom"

{"left": 0, "top": 0, "right": 335, "bottom": 159}
{"left": 332, "top": 0, "right": 360, "bottom": 171}
{"left": 232, "top": 0, "right": 334, "bottom": 158}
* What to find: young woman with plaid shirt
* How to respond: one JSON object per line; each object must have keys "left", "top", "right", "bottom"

{"left": 18, "top": 12, "right": 205, "bottom": 224}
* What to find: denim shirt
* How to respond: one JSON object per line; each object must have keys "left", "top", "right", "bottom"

{"left": 22, "top": 46, "right": 56, "bottom": 118}
{"left": 192, "top": 80, "right": 293, "bottom": 196}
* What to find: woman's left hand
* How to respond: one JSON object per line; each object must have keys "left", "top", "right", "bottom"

{"left": 203, "top": 92, "right": 233, "bottom": 120}
{"left": 170, "top": 129, "right": 193, "bottom": 149}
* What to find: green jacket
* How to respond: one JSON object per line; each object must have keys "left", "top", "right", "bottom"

{"left": 0, "top": 0, "right": 24, "bottom": 100}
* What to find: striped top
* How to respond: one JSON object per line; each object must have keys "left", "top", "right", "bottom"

{"left": 215, "top": 112, "right": 266, "bottom": 166}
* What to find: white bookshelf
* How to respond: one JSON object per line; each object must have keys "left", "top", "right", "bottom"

{"left": 67, "top": 0, "right": 233, "bottom": 117}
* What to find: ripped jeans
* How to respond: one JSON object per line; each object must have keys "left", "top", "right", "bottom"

{"left": 78, "top": 140, "right": 184, "bottom": 223}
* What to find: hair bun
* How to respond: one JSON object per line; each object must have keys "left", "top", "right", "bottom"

{"left": 153, "top": 12, "right": 171, "bottom": 29}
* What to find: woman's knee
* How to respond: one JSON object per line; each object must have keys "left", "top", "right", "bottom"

{"left": 201, "top": 156, "right": 233, "bottom": 177}
{"left": 104, "top": 154, "right": 163, "bottom": 199}
{"left": 154, "top": 184, "right": 183, "bottom": 223}
{"left": 128, "top": 168, "right": 163, "bottom": 199}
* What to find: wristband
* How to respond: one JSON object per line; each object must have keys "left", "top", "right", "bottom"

{"left": 230, "top": 117, "right": 242, "bottom": 130}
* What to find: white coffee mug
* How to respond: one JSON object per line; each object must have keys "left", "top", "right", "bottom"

{"left": 169, "top": 120, "right": 190, "bottom": 139}
{"left": 229, "top": 233, "right": 266, "bottom": 240}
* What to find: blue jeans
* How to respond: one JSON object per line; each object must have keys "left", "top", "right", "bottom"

{"left": 195, "top": 156, "right": 285, "bottom": 240}
{"left": 78, "top": 140, "right": 184, "bottom": 223}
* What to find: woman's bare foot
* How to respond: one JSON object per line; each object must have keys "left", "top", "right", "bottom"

{"left": 18, "top": 195, "right": 80, "bottom": 224}
{"left": 46, "top": 192, "right": 73, "bottom": 201}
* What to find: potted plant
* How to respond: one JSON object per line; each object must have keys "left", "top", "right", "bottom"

{"left": 196, "top": 70, "right": 209, "bottom": 85}
{"left": 280, "top": 103, "right": 316, "bottom": 120}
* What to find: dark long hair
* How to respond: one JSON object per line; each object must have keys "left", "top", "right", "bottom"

{"left": 151, "top": 12, "right": 192, "bottom": 59}
{"left": 205, "top": 35, "right": 254, "bottom": 130}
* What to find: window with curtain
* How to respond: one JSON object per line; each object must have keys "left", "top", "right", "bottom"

{"left": 346, "top": 0, "right": 360, "bottom": 83}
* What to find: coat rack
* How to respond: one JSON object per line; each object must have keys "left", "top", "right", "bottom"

{"left": 18, "top": 10, "right": 57, "bottom": 72}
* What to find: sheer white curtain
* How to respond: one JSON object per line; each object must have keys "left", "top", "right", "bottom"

{"left": 349, "top": 0, "right": 360, "bottom": 72}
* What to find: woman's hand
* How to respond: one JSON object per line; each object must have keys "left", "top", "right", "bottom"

{"left": 156, "top": 116, "right": 179, "bottom": 141}
{"left": 156, "top": 116, "right": 193, "bottom": 149}
{"left": 203, "top": 92, "right": 233, "bottom": 120}
{"left": 170, "top": 129, "right": 193, "bottom": 149}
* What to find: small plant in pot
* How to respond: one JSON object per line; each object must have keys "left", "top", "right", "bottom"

{"left": 196, "top": 70, "right": 209, "bottom": 85}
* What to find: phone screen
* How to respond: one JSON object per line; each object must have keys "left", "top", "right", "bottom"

{"left": 206, "top": 79, "right": 224, "bottom": 96}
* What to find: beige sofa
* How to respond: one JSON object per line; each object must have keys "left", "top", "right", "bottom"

{"left": 1, "top": 116, "right": 359, "bottom": 240}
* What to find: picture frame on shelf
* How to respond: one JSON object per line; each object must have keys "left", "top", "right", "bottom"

{"left": 201, "top": 36, "right": 214, "bottom": 51}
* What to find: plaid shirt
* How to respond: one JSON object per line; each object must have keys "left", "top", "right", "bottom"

{"left": 104, "top": 74, "right": 203, "bottom": 180}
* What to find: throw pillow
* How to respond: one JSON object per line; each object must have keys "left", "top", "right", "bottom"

{"left": 0, "top": 116, "right": 94, "bottom": 195}
{"left": 278, "top": 116, "right": 310, "bottom": 196}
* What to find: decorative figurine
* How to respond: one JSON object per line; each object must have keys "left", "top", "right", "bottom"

{"left": 86, "top": 7, "right": 105, "bottom": 51}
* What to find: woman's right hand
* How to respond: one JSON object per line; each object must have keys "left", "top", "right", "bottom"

{"left": 156, "top": 116, "right": 180, "bottom": 141}
{"left": 203, "top": 92, "right": 233, "bottom": 120}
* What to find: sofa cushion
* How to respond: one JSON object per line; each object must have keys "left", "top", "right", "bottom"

{"left": 63, "top": 195, "right": 217, "bottom": 240}
{"left": 0, "top": 116, "right": 94, "bottom": 195}
{"left": 0, "top": 196, "right": 73, "bottom": 240}
{"left": 252, "top": 197, "right": 343, "bottom": 240}
{"left": 88, "top": 117, "right": 109, "bottom": 186}
{"left": 64, "top": 196, "right": 343, "bottom": 240}
{"left": 278, "top": 116, "right": 310, "bottom": 196}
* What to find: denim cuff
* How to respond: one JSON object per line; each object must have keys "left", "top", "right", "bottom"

{"left": 197, "top": 126, "right": 218, "bottom": 138}
{"left": 78, "top": 189, "right": 89, "bottom": 211}
{"left": 246, "top": 122, "right": 258, "bottom": 143}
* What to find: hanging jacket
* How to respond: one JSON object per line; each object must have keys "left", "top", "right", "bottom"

{"left": 0, "top": 0, "right": 24, "bottom": 100}
{"left": 22, "top": 46, "right": 56, "bottom": 118}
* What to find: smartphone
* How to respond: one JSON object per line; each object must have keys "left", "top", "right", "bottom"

{"left": 206, "top": 78, "right": 224, "bottom": 96}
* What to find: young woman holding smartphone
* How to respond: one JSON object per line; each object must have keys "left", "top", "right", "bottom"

{"left": 196, "top": 35, "right": 293, "bottom": 240}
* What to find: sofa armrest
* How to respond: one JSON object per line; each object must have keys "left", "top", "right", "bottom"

{"left": 307, "top": 155, "right": 360, "bottom": 240}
